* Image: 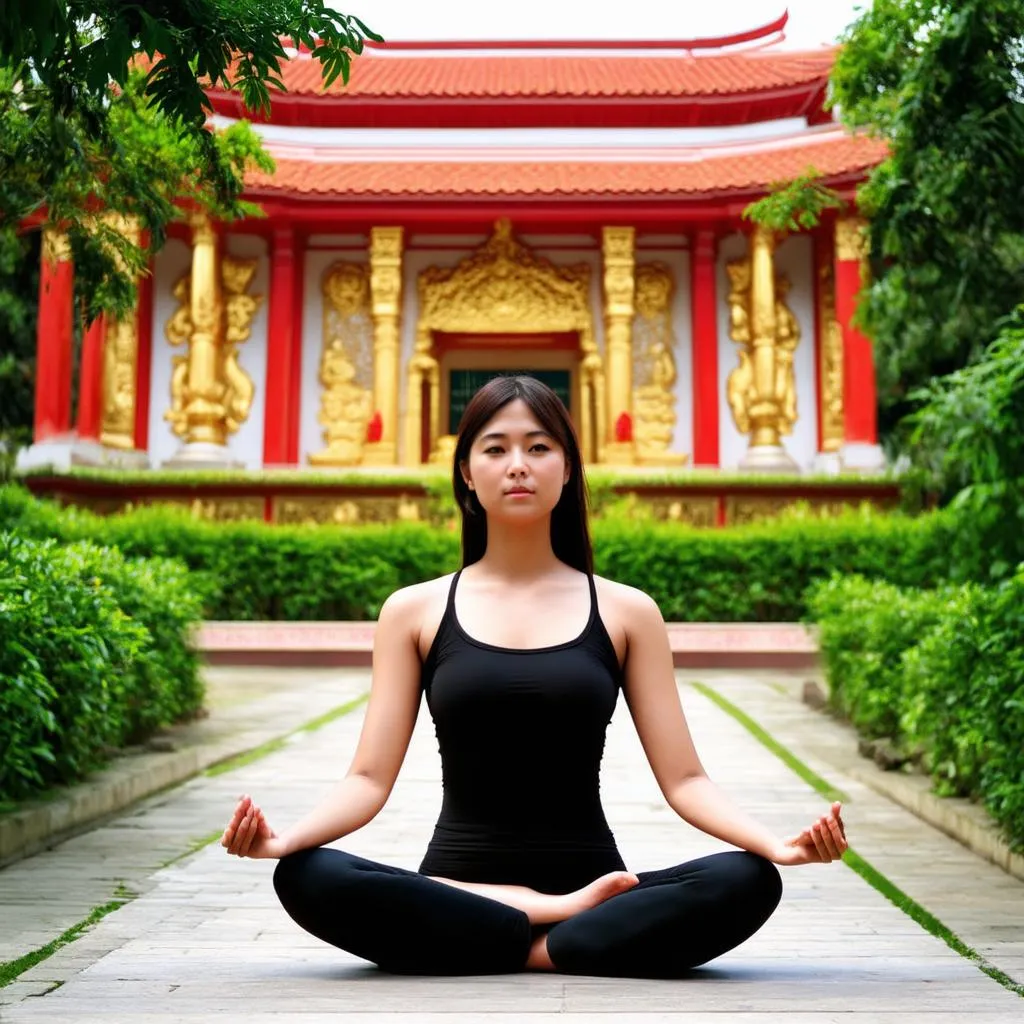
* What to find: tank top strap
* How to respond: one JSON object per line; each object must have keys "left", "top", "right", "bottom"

{"left": 444, "top": 569, "right": 463, "bottom": 619}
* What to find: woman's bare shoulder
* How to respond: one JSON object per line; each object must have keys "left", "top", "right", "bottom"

{"left": 593, "top": 574, "right": 661, "bottom": 618}
{"left": 380, "top": 573, "right": 456, "bottom": 619}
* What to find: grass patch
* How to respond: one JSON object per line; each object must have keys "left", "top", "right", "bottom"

{"left": 204, "top": 692, "right": 369, "bottom": 778}
{"left": 693, "top": 681, "right": 1023, "bottom": 999}
{"left": 0, "top": 889, "right": 131, "bottom": 988}
{"left": 160, "top": 829, "right": 225, "bottom": 869}
{"left": 692, "top": 682, "right": 850, "bottom": 804}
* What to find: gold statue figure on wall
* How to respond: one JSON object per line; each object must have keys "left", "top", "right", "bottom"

{"left": 164, "top": 217, "right": 261, "bottom": 448}
{"left": 632, "top": 263, "right": 686, "bottom": 465}
{"left": 309, "top": 262, "right": 374, "bottom": 466}
{"left": 725, "top": 259, "right": 755, "bottom": 434}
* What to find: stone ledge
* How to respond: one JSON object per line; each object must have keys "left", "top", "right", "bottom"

{"left": 0, "top": 672, "right": 367, "bottom": 869}
{"left": 0, "top": 745, "right": 206, "bottom": 868}
{"left": 197, "top": 620, "right": 821, "bottom": 671}
{"left": 844, "top": 762, "right": 1024, "bottom": 883}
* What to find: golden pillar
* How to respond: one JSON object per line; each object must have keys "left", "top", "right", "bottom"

{"left": 364, "top": 226, "right": 403, "bottom": 465}
{"left": 163, "top": 211, "right": 237, "bottom": 465}
{"left": 100, "top": 215, "right": 142, "bottom": 450}
{"left": 602, "top": 226, "right": 636, "bottom": 464}
{"left": 737, "top": 226, "right": 798, "bottom": 472}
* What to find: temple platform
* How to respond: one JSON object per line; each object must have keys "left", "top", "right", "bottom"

{"left": 21, "top": 467, "right": 901, "bottom": 527}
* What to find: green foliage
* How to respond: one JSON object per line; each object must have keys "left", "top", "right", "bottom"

{"left": 596, "top": 508, "right": 952, "bottom": 623}
{"left": 904, "top": 307, "right": 1024, "bottom": 582}
{"left": 830, "top": 0, "right": 1024, "bottom": 440}
{"left": 742, "top": 169, "right": 845, "bottom": 234}
{"left": 807, "top": 574, "right": 952, "bottom": 737}
{"left": 809, "top": 572, "right": 1024, "bottom": 850}
{"left": 0, "top": 485, "right": 953, "bottom": 624}
{"left": 1, "top": 67, "right": 274, "bottom": 326}
{"left": 1, "top": 1, "right": 379, "bottom": 330}
{"left": 0, "top": 231, "right": 38, "bottom": 452}
{"left": 0, "top": 530, "right": 204, "bottom": 802}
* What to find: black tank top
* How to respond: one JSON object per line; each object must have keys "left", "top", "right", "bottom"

{"left": 418, "top": 569, "right": 627, "bottom": 894}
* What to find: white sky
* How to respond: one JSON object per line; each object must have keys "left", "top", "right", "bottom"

{"left": 339, "top": 1, "right": 868, "bottom": 49}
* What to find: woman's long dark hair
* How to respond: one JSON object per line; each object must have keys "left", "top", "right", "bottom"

{"left": 452, "top": 375, "right": 593, "bottom": 574}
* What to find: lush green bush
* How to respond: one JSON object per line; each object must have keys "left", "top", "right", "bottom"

{"left": 807, "top": 575, "right": 953, "bottom": 737}
{"left": 596, "top": 507, "right": 954, "bottom": 621}
{"left": 0, "top": 485, "right": 955, "bottom": 622}
{"left": 809, "top": 572, "right": 1024, "bottom": 851}
{"left": 0, "top": 531, "right": 204, "bottom": 802}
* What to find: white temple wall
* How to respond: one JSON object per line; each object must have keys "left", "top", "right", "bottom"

{"left": 147, "top": 239, "right": 192, "bottom": 467}
{"left": 715, "top": 231, "right": 818, "bottom": 471}
{"left": 636, "top": 238, "right": 692, "bottom": 461}
{"left": 298, "top": 240, "right": 368, "bottom": 465}
{"left": 222, "top": 233, "right": 269, "bottom": 469}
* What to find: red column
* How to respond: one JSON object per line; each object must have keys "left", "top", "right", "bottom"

{"left": 287, "top": 232, "right": 306, "bottom": 465}
{"left": 834, "top": 218, "right": 878, "bottom": 447}
{"left": 263, "top": 227, "right": 297, "bottom": 466}
{"left": 690, "top": 230, "right": 720, "bottom": 467}
{"left": 33, "top": 230, "right": 75, "bottom": 442}
{"left": 76, "top": 314, "right": 105, "bottom": 440}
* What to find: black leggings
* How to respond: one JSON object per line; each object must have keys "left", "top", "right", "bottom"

{"left": 273, "top": 848, "right": 782, "bottom": 977}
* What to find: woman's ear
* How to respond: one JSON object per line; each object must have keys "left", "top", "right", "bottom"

{"left": 460, "top": 460, "right": 474, "bottom": 491}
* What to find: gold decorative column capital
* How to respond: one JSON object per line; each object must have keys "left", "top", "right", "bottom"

{"left": 188, "top": 209, "right": 217, "bottom": 247}
{"left": 367, "top": 226, "right": 404, "bottom": 464}
{"left": 42, "top": 227, "right": 71, "bottom": 265}
{"left": 835, "top": 216, "right": 869, "bottom": 262}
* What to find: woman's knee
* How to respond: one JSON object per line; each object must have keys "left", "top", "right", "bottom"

{"left": 719, "top": 851, "right": 783, "bottom": 914}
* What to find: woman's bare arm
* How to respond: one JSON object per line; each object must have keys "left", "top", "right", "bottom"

{"left": 222, "top": 584, "right": 426, "bottom": 859}
{"left": 616, "top": 586, "right": 846, "bottom": 865}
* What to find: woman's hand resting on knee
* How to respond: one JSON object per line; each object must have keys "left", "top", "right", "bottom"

{"left": 221, "top": 795, "right": 288, "bottom": 859}
{"left": 772, "top": 801, "right": 848, "bottom": 865}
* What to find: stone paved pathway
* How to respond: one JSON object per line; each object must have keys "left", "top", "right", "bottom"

{"left": 1, "top": 669, "right": 1022, "bottom": 1022}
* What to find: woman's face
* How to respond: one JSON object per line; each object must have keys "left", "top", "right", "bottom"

{"left": 461, "top": 399, "right": 570, "bottom": 520}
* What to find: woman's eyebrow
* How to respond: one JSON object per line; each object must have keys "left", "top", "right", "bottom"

{"left": 478, "top": 430, "right": 553, "bottom": 443}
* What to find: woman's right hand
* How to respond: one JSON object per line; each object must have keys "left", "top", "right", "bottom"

{"left": 221, "top": 794, "right": 288, "bottom": 859}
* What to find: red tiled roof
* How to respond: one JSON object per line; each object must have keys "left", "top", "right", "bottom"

{"left": 244, "top": 133, "right": 886, "bottom": 200}
{"left": 219, "top": 48, "right": 836, "bottom": 101}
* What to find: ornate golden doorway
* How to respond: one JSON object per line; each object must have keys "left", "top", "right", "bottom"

{"left": 405, "top": 221, "right": 604, "bottom": 465}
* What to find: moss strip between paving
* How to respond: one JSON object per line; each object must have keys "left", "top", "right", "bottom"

{"left": 692, "top": 681, "right": 1023, "bottom": 999}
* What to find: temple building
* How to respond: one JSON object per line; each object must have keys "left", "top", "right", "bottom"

{"left": 24, "top": 13, "right": 888, "bottom": 477}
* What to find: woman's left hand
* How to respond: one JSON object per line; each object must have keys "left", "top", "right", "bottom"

{"left": 771, "top": 801, "right": 848, "bottom": 865}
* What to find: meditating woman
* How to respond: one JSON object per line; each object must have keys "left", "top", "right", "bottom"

{"left": 220, "top": 375, "right": 847, "bottom": 977}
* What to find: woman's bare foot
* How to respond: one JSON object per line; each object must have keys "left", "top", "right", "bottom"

{"left": 558, "top": 871, "right": 639, "bottom": 919}
{"left": 430, "top": 870, "right": 639, "bottom": 925}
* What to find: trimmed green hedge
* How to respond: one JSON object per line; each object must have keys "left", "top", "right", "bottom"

{"left": 808, "top": 573, "right": 1024, "bottom": 851}
{"left": 0, "top": 484, "right": 952, "bottom": 622}
{"left": 0, "top": 532, "right": 204, "bottom": 802}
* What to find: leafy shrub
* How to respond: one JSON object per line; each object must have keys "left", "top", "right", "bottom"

{"left": 809, "top": 572, "right": 1024, "bottom": 851}
{"left": 807, "top": 574, "right": 952, "bottom": 737}
{"left": 597, "top": 508, "right": 954, "bottom": 622}
{"left": 0, "top": 531, "right": 204, "bottom": 802}
{"left": 0, "top": 484, "right": 956, "bottom": 622}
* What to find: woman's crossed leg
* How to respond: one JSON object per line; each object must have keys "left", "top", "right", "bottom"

{"left": 273, "top": 847, "right": 781, "bottom": 977}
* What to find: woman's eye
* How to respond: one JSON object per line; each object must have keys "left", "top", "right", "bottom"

{"left": 484, "top": 446, "right": 503, "bottom": 455}
{"left": 530, "top": 444, "right": 551, "bottom": 453}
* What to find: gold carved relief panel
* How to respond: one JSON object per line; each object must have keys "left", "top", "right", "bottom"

{"left": 309, "top": 263, "right": 374, "bottom": 466}
{"left": 632, "top": 263, "right": 686, "bottom": 466}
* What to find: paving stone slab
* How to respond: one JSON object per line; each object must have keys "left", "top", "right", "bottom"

{"left": 2, "top": 672, "right": 1022, "bottom": 1021}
